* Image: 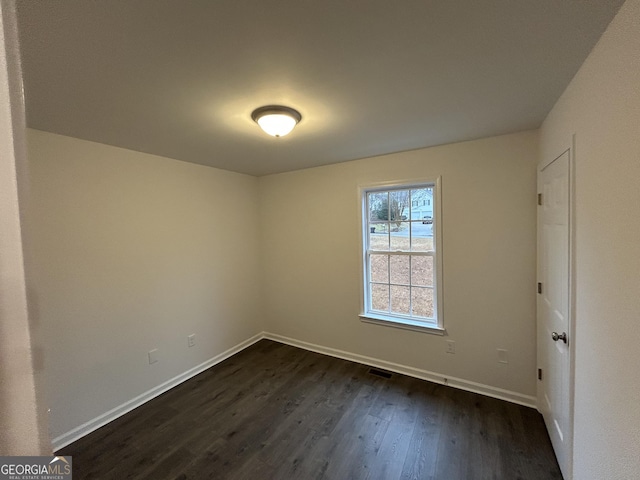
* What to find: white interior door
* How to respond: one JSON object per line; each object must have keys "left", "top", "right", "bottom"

{"left": 538, "top": 149, "right": 572, "bottom": 478}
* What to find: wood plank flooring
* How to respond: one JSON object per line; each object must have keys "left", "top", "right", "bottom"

{"left": 58, "top": 340, "right": 563, "bottom": 479}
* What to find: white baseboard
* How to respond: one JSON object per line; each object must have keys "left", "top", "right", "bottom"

{"left": 53, "top": 330, "right": 536, "bottom": 451}
{"left": 263, "top": 332, "right": 537, "bottom": 409}
{"left": 51, "top": 332, "right": 264, "bottom": 452}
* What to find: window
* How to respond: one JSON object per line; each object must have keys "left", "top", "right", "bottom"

{"left": 360, "top": 180, "right": 443, "bottom": 333}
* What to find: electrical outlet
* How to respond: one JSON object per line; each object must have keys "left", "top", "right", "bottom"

{"left": 148, "top": 349, "right": 159, "bottom": 364}
{"left": 446, "top": 340, "right": 456, "bottom": 354}
{"left": 188, "top": 334, "right": 196, "bottom": 348}
{"left": 498, "top": 348, "right": 508, "bottom": 364}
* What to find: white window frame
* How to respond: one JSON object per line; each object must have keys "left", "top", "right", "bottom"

{"left": 358, "top": 178, "right": 444, "bottom": 335}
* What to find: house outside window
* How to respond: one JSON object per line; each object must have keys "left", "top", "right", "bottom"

{"left": 360, "top": 180, "right": 444, "bottom": 333}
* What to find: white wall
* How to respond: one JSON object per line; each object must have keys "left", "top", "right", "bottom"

{"left": 26, "top": 130, "right": 262, "bottom": 441}
{"left": 259, "top": 131, "right": 539, "bottom": 400}
{"left": 540, "top": 0, "right": 640, "bottom": 478}
{"left": 0, "top": 0, "right": 49, "bottom": 455}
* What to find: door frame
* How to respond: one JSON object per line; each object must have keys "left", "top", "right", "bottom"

{"left": 537, "top": 136, "right": 576, "bottom": 479}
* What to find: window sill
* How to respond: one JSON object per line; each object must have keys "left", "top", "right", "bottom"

{"left": 359, "top": 313, "right": 446, "bottom": 335}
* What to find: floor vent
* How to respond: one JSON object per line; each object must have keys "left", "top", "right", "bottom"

{"left": 369, "top": 368, "right": 392, "bottom": 379}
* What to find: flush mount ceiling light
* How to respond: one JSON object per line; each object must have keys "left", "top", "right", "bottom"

{"left": 251, "top": 105, "right": 302, "bottom": 137}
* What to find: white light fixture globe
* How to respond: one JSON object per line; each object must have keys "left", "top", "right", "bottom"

{"left": 251, "top": 105, "right": 302, "bottom": 137}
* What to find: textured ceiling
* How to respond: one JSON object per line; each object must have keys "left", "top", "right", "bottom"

{"left": 16, "top": 1, "right": 624, "bottom": 176}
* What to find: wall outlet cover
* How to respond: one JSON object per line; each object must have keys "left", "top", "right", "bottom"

{"left": 148, "top": 349, "right": 159, "bottom": 364}
{"left": 498, "top": 348, "right": 508, "bottom": 364}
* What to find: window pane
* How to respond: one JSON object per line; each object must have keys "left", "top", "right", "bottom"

{"left": 368, "top": 192, "right": 389, "bottom": 222}
{"left": 410, "top": 188, "right": 425, "bottom": 220}
{"left": 411, "top": 256, "right": 434, "bottom": 287}
{"left": 410, "top": 187, "right": 433, "bottom": 220}
{"left": 389, "top": 255, "right": 409, "bottom": 285}
{"left": 389, "top": 190, "right": 410, "bottom": 222}
{"left": 371, "top": 284, "right": 389, "bottom": 312}
{"left": 390, "top": 222, "right": 410, "bottom": 250}
{"left": 369, "top": 225, "right": 389, "bottom": 251}
{"left": 410, "top": 222, "right": 433, "bottom": 251}
{"left": 370, "top": 254, "right": 389, "bottom": 283}
{"left": 411, "top": 287, "right": 434, "bottom": 318}
{"left": 390, "top": 285, "right": 410, "bottom": 315}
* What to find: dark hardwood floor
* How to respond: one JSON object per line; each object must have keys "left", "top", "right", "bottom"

{"left": 58, "top": 340, "right": 562, "bottom": 479}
